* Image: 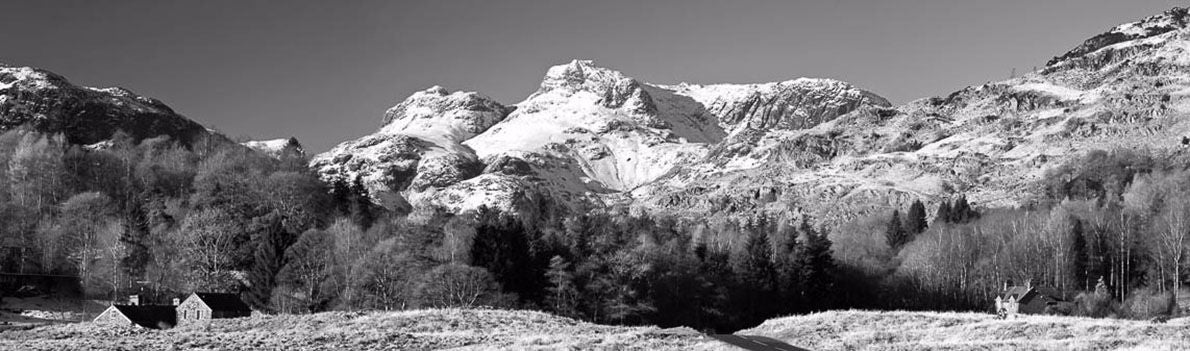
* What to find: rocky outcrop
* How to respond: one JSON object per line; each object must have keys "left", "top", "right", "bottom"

{"left": 669, "top": 78, "right": 891, "bottom": 134}
{"left": 1047, "top": 7, "right": 1189, "bottom": 68}
{"left": 310, "top": 86, "right": 511, "bottom": 199}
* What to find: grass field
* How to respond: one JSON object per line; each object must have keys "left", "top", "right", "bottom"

{"left": 3, "top": 308, "right": 1188, "bottom": 350}
{"left": 0, "top": 308, "right": 718, "bottom": 351}
{"left": 741, "top": 310, "right": 1190, "bottom": 351}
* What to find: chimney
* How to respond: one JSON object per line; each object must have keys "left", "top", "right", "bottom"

{"left": 1025, "top": 279, "right": 1032, "bottom": 290}
{"left": 173, "top": 298, "right": 181, "bottom": 306}
{"left": 1005, "top": 279, "right": 1014, "bottom": 290}
{"left": 128, "top": 295, "right": 140, "bottom": 306}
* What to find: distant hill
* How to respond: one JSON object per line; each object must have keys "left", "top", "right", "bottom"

{"left": 0, "top": 64, "right": 217, "bottom": 146}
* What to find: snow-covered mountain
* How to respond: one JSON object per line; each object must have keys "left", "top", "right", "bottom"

{"left": 243, "top": 137, "right": 305, "bottom": 158}
{"left": 0, "top": 63, "right": 212, "bottom": 145}
{"left": 314, "top": 60, "right": 887, "bottom": 213}
{"left": 635, "top": 6, "right": 1190, "bottom": 222}
{"left": 315, "top": 7, "right": 1190, "bottom": 221}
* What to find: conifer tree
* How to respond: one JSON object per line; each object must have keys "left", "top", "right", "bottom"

{"left": 246, "top": 212, "right": 291, "bottom": 311}
{"left": 348, "top": 176, "right": 377, "bottom": 228}
{"left": 951, "top": 195, "right": 979, "bottom": 223}
{"left": 776, "top": 219, "right": 805, "bottom": 313}
{"left": 905, "top": 199, "right": 928, "bottom": 236}
{"left": 734, "top": 229, "right": 777, "bottom": 324}
{"left": 795, "top": 225, "right": 836, "bottom": 312}
{"left": 1070, "top": 218, "right": 1089, "bottom": 291}
{"left": 471, "top": 207, "right": 542, "bottom": 302}
{"left": 935, "top": 200, "right": 953, "bottom": 224}
{"left": 885, "top": 210, "right": 908, "bottom": 250}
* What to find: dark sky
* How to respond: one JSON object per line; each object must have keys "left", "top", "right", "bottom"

{"left": 0, "top": 1, "right": 1181, "bottom": 152}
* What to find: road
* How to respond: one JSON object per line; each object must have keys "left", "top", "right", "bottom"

{"left": 709, "top": 334, "right": 811, "bottom": 351}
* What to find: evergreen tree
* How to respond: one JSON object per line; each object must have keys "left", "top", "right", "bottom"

{"left": 1070, "top": 218, "right": 1089, "bottom": 291}
{"left": 471, "top": 207, "right": 543, "bottom": 303}
{"left": 885, "top": 210, "right": 908, "bottom": 250}
{"left": 733, "top": 229, "right": 777, "bottom": 325}
{"left": 951, "top": 195, "right": 979, "bottom": 223}
{"left": 795, "top": 225, "right": 836, "bottom": 311}
{"left": 119, "top": 202, "right": 151, "bottom": 287}
{"left": 348, "top": 176, "right": 377, "bottom": 228}
{"left": 329, "top": 178, "right": 351, "bottom": 215}
{"left": 775, "top": 219, "right": 805, "bottom": 314}
{"left": 245, "top": 212, "right": 292, "bottom": 311}
{"left": 935, "top": 200, "right": 953, "bottom": 224}
{"left": 905, "top": 199, "right": 928, "bottom": 236}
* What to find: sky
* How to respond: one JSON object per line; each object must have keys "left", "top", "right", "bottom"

{"left": 0, "top": 0, "right": 1183, "bottom": 152}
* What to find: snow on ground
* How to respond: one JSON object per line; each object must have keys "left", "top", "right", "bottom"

{"left": 0, "top": 66, "right": 53, "bottom": 91}
{"left": 242, "top": 138, "right": 294, "bottom": 152}
{"left": 1011, "top": 82, "right": 1086, "bottom": 101}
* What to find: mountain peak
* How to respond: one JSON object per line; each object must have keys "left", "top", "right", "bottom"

{"left": 536, "top": 59, "right": 638, "bottom": 96}
{"left": 422, "top": 85, "right": 450, "bottom": 95}
{"left": 378, "top": 85, "right": 511, "bottom": 140}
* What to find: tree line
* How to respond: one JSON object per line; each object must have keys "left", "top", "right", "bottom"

{"left": 0, "top": 127, "right": 843, "bottom": 332}
{"left": 0, "top": 126, "right": 1184, "bottom": 330}
{"left": 833, "top": 149, "right": 1188, "bottom": 319}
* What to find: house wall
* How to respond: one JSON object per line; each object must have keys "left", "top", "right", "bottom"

{"left": 177, "top": 295, "right": 212, "bottom": 324}
{"left": 93, "top": 306, "right": 134, "bottom": 327}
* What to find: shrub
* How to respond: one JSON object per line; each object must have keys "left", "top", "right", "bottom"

{"left": 1072, "top": 291, "right": 1116, "bottom": 318}
{"left": 1121, "top": 287, "right": 1174, "bottom": 319}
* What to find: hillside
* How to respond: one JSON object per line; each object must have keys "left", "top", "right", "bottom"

{"left": 0, "top": 63, "right": 216, "bottom": 146}
{"left": 311, "top": 7, "right": 1190, "bottom": 224}
{"left": 0, "top": 309, "right": 720, "bottom": 351}
{"left": 739, "top": 310, "right": 1190, "bottom": 351}
{"left": 637, "top": 7, "right": 1190, "bottom": 223}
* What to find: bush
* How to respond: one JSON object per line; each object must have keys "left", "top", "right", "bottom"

{"left": 1073, "top": 291, "right": 1116, "bottom": 318}
{"left": 1121, "top": 287, "right": 1174, "bottom": 319}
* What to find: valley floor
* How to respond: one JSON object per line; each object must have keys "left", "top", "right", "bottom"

{"left": 2, "top": 308, "right": 1187, "bottom": 350}
{"left": 742, "top": 310, "right": 1190, "bottom": 351}
{"left": 0, "top": 308, "right": 718, "bottom": 351}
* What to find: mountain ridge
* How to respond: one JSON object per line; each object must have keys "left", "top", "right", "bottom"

{"left": 313, "top": 59, "right": 892, "bottom": 216}
{"left": 0, "top": 63, "right": 214, "bottom": 146}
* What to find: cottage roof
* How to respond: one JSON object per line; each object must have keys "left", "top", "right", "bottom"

{"left": 1000, "top": 286, "right": 1032, "bottom": 300}
{"left": 192, "top": 292, "right": 251, "bottom": 312}
{"left": 999, "top": 285, "right": 1064, "bottom": 304}
{"left": 112, "top": 305, "right": 176, "bottom": 329}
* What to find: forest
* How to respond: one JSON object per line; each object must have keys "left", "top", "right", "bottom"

{"left": 0, "top": 127, "right": 1185, "bottom": 332}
